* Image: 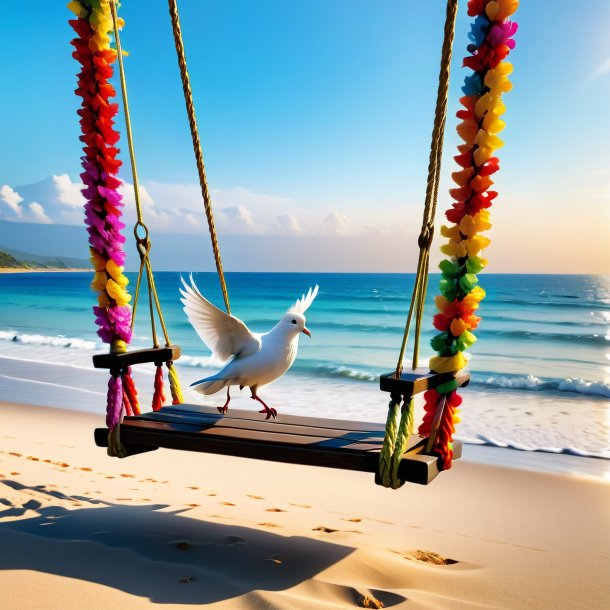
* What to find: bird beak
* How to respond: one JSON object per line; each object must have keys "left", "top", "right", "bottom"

{"left": 302, "top": 327, "right": 311, "bottom": 338}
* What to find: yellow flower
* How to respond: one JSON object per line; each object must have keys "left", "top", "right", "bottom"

{"left": 67, "top": 1, "right": 87, "bottom": 18}
{"left": 496, "top": 0, "right": 519, "bottom": 21}
{"left": 106, "top": 279, "right": 132, "bottom": 305}
{"left": 475, "top": 129, "right": 504, "bottom": 151}
{"left": 463, "top": 235, "right": 491, "bottom": 256}
{"left": 106, "top": 259, "right": 129, "bottom": 287}
{"left": 91, "top": 271, "right": 107, "bottom": 292}
{"left": 474, "top": 147, "right": 494, "bottom": 166}
{"left": 441, "top": 241, "right": 468, "bottom": 259}
{"left": 482, "top": 112, "right": 505, "bottom": 134}
{"left": 429, "top": 352, "right": 468, "bottom": 374}
{"left": 440, "top": 224, "right": 462, "bottom": 243}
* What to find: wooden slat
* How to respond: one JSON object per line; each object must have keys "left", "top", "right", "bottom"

{"left": 93, "top": 346, "right": 181, "bottom": 370}
{"left": 379, "top": 368, "right": 470, "bottom": 396}
{"left": 138, "top": 410, "right": 385, "bottom": 445}
{"left": 94, "top": 403, "right": 462, "bottom": 485}
{"left": 160, "top": 403, "right": 387, "bottom": 433}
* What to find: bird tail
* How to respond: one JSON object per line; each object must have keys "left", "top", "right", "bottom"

{"left": 190, "top": 376, "right": 229, "bottom": 395}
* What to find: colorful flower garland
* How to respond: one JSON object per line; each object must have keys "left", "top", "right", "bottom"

{"left": 419, "top": 0, "right": 519, "bottom": 469}
{"left": 69, "top": 0, "right": 140, "bottom": 452}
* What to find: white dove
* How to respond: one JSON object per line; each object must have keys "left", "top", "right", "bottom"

{"left": 180, "top": 276, "right": 319, "bottom": 419}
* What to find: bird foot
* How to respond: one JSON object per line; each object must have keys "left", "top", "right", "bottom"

{"left": 218, "top": 388, "right": 230, "bottom": 415}
{"left": 251, "top": 395, "right": 277, "bottom": 420}
{"left": 258, "top": 406, "right": 277, "bottom": 420}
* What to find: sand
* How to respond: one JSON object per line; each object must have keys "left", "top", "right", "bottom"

{"left": 0, "top": 402, "right": 608, "bottom": 609}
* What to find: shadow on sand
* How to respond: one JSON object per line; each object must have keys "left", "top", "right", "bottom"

{"left": 0, "top": 478, "right": 358, "bottom": 605}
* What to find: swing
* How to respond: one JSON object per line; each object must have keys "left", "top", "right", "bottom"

{"left": 68, "top": 0, "right": 518, "bottom": 487}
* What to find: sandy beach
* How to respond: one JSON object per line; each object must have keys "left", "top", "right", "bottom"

{"left": 0, "top": 401, "right": 608, "bottom": 609}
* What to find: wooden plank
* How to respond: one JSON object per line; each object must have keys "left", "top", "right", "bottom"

{"left": 94, "top": 420, "right": 442, "bottom": 485}
{"left": 93, "top": 410, "right": 463, "bottom": 485}
{"left": 93, "top": 345, "right": 181, "bottom": 370}
{"left": 379, "top": 368, "right": 470, "bottom": 396}
{"left": 160, "top": 403, "right": 387, "bottom": 433}
{"left": 138, "top": 410, "right": 386, "bottom": 445}
{"left": 125, "top": 418, "right": 391, "bottom": 453}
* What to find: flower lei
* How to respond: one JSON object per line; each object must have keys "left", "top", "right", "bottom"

{"left": 419, "top": 0, "right": 519, "bottom": 469}
{"left": 69, "top": 0, "right": 140, "bottom": 447}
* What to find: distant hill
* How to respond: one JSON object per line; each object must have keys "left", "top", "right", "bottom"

{"left": 0, "top": 245, "right": 88, "bottom": 270}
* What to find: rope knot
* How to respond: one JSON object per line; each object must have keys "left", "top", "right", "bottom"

{"left": 418, "top": 223, "right": 435, "bottom": 250}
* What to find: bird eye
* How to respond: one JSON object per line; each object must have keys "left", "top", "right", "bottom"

{"left": 291, "top": 319, "right": 297, "bottom": 324}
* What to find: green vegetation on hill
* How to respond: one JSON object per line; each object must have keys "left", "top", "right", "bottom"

{"left": 0, "top": 247, "right": 88, "bottom": 270}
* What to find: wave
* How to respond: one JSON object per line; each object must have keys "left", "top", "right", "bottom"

{"left": 459, "top": 434, "right": 609, "bottom": 459}
{"left": 312, "top": 364, "right": 378, "bottom": 382}
{"left": 474, "top": 374, "right": 610, "bottom": 398}
{"left": 0, "top": 330, "right": 97, "bottom": 351}
{"left": 179, "top": 354, "right": 228, "bottom": 369}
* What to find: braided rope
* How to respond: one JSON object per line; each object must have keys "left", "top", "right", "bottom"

{"left": 379, "top": 396, "right": 401, "bottom": 487}
{"left": 167, "top": 362, "right": 184, "bottom": 405}
{"left": 395, "top": 0, "right": 458, "bottom": 375}
{"left": 167, "top": 0, "right": 231, "bottom": 315}
{"left": 389, "top": 398, "right": 415, "bottom": 489}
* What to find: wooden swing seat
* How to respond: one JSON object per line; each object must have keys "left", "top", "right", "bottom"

{"left": 94, "top": 370, "right": 469, "bottom": 486}
{"left": 94, "top": 404, "right": 461, "bottom": 485}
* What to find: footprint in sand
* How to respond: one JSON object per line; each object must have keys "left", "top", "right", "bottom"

{"left": 313, "top": 526, "right": 338, "bottom": 534}
{"left": 120, "top": 474, "right": 135, "bottom": 478}
{"left": 402, "top": 549, "right": 457, "bottom": 565}
{"left": 187, "top": 486, "right": 199, "bottom": 490}
{"left": 247, "top": 494, "right": 264, "bottom": 500}
{"left": 10, "top": 472, "right": 20, "bottom": 476}
{"left": 220, "top": 501, "right": 236, "bottom": 506}
{"left": 342, "top": 517, "right": 362, "bottom": 523}
{"left": 207, "top": 493, "right": 217, "bottom": 497}
{"left": 289, "top": 503, "right": 311, "bottom": 509}
{"left": 265, "top": 508, "right": 286, "bottom": 513}
{"left": 258, "top": 522, "right": 282, "bottom": 528}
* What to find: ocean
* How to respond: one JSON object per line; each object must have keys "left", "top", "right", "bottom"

{"left": 1, "top": 272, "right": 608, "bottom": 467}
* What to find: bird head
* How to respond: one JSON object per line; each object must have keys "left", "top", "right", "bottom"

{"left": 279, "top": 312, "right": 311, "bottom": 338}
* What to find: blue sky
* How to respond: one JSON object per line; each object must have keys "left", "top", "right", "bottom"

{"left": 0, "top": 1, "right": 609, "bottom": 272}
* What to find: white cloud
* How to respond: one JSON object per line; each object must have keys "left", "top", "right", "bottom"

{"left": 589, "top": 57, "right": 610, "bottom": 82}
{"left": 118, "top": 182, "right": 156, "bottom": 210}
{"left": 212, "top": 186, "right": 293, "bottom": 207}
{"left": 53, "top": 174, "right": 84, "bottom": 207}
{"left": 0, "top": 184, "right": 24, "bottom": 216}
{"left": 28, "top": 202, "right": 52, "bottom": 224}
{"left": 275, "top": 212, "right": 305, "bottom": 235}
{"left": 219, "top": 204, "right": 260, "bottom": 234}
{"left": 322, "top": 211, "right": 352, "bottom": 235}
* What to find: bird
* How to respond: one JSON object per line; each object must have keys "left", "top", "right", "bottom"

{"left": 180, "top": 275, "right": 318, "bottom": 419}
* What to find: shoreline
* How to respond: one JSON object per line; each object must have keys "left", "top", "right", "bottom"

{"left": 0, "top": 267, "right": 89, "bottom": 273}
{"left": 0, "top": 400, "right": 608, "bottom": 609}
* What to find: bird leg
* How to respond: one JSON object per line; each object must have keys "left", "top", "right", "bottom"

{"left": 250, "top": 390, "right": 277, "bottom": 420}
{"left": 218, "top": 387, "right": 231, "bottom": 414}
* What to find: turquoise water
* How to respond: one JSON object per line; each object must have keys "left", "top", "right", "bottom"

{"left": 0, "top": 272, "right": 609, "bottom": 459}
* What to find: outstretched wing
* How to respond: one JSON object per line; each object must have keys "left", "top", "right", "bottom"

{"left": 180, "top": 275, "right": 261, "bottom": 361}
{"left": 288, "top": 285, "right": 319, "bottom": 315}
